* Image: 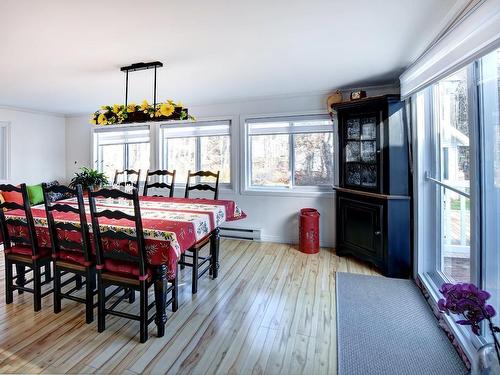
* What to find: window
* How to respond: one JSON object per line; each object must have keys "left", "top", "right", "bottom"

{"left": 246, "top": 115, "right": 334, "bottom": 191}
{"left": 93, "top": 126, "right": 150, "bottom": 181}
{"left": 434, "top": 68, "right": 472, "bottom": 283}
{"left": 0, "top": 122, "right": 9, "bottom": 181}
{"left": 415, "top": 46, "right": 500, "bottom": 351}
{"left": 161, "top": 120, "right": 231, "bottom": 184}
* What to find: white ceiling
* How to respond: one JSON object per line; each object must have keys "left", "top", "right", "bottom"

{"left": 0, "top": 0, "right": 459, "bottom": 115}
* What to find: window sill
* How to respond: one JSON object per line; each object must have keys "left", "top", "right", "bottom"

{"left": 241, "top": 187, "right": 335, "bottom": 198}
{"left": 418, "top": 271, "right": 476, "bottom": 364}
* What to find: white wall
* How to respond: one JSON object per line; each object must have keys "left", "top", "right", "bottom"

{"left": 0, "top": 107, "right": 66, "bottom": 185}
{"left": 65, "top": 86, "right": 398, "bottom": 247}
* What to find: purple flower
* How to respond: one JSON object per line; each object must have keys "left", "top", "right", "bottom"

{"left": 438, "top": 282, "right": 496, "bottom": 336}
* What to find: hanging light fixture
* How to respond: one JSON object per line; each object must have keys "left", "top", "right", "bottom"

{"left": 90, "top": 61, "right": 194, "bottom": 126}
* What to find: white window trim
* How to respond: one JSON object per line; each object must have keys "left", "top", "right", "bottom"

{"left": 90, "top": 118, "right": 238, "bottom": 194}
{"left": 0, "top": 121, "right": 11, "bottom": 183}
{"left": 159, "top": 116, "right": 236, "bottom": 193}
{"left": 240, "top": 110, "right": 336, "bottom": 198}
{"left": 92, "top": 124, "right": 151, "bottom": 180}
{"left": 413, "top": 64, "right": 484, "bottom": 363}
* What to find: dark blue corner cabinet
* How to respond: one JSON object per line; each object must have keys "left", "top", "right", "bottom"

{"left": 332, "top": 95, "right": 411, "bottom": 278}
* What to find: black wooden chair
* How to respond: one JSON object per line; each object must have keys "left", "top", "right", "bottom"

{"left": 184, "top": 170, "right": 220, "bottom": 200}
{"left": 143, "top": 169, "right": 176, "bottom": 198}
{"left": 42, "top": 183, "right": 97, "bottom": 323}
{"left": 88, "top": 187, "right": 177, "bottom": 343}
{"left": 0, "top": 183, "right": 52, "bottom": 311}
{"left": 180, "top": 170, "right": 220, "bottom": 294}
{"left": 114, "top": 169, "right": 141, "bottom": 189}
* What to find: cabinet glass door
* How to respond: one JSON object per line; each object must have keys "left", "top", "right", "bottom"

{"left": 344, "top": 115, "right": 378, "bottom": 190}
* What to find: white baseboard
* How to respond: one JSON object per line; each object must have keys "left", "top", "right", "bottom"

{"left": 260, "top": 234, "right": 334, "bottom": 248}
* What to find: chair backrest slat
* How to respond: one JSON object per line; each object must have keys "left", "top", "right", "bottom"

{"left": 184, "top": 170, "right": 220, "bottom": 200}
{"left": 0, "top": 183, "right": 40, "bottom": 256}
{"left": 54, "top": 221, "right": 81, "bottom": 232}
{"left": 48, "top": 203, "right": 80, "bottom": 214}
{"left": 88, "top": 188, "right": 147, "bottom": 276}
{"left": 42, "top": 183, "right": 92, "bottom": 264}
{"left": 143, "top": 169, "right": 176, "bottom": 198}
{"left": 5, "top": 218, "right": 29, "bottom": 227}
{"left": 1, "top": 201, "right": 25, "bottom": 211}
{"left": 94, "top": 209, "right": 136, "bottom": 221}
{"left": 114, "top": 169, "right": 141, "bottom": 188}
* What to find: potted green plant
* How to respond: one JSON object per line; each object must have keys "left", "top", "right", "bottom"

{"left": 69, "top": 167, "right": 109, "bottom": 191}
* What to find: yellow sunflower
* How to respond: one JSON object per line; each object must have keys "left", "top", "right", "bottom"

{"left": 159, "top": 102, "right": 175, "bottom": 117}
{"left": 112, "top": 104, "right": 122, "bottom": 113}
{"left": 140, "top": 100, "right": 150, "bottom": 112}
{"left": 97, "top": 113, "right": 107, "bottom": 125}
{"left": 127, "top": 103, "right": 137, "bottom": 113}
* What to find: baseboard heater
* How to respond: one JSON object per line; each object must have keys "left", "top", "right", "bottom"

{"left": 219, "top": 227, "right": 261, "bottom": 241}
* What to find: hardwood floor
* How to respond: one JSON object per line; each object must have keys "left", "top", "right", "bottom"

{"left": 0, "top": 240, "right": 379, "bottom": 374}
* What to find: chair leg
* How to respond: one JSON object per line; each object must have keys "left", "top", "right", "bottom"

{"left": 5, "top": 258, "right": 13, "bottom": 304}
{"left": 128, "top": 288, "right": 135, "bottom": 303}
{"left": 85, "top": 268, "right": 94, "bottom": 324}
{"left": 33, "top": 262, "right": 42, "bottom": 312}
{"left": 75, "top": 275, "right": 83, "bottom": 290}
{"left": 154, "top": 265, "right": 167, "bottom": 338}
{"left": 44, "top": 264, "right": 52, "bottom": 283}
{"left": 15, "top": 264, "right": 26, "bottom": 295}
{"left": 97, "top": 273, "right": 106, "bottom": 333}
{"left": 139, "top": 282, "right": 148, "bottom": 343}
{"left": 192, "top": 249, "right": 199, "bottom": 294}
{"left": 53, "top": 264, "right": 62, "bottom": 313}
{"left": 180, "top": 254, "right": 185, "bottom": 270}
{"left": 210, "top": 228, "right": 220, "bottom": 279}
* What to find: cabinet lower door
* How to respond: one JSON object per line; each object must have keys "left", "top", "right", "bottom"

{"left": 337, "top": 196, "right": 384, "bottom": 267}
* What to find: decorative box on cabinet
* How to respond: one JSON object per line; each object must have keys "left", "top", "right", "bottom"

{"left": 332, "top": 95, "right": 411, "bottom": 278}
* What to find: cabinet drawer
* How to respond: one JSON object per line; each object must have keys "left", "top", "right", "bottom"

{"left": 338, "top": 196, "right": 384, "bottom": 264}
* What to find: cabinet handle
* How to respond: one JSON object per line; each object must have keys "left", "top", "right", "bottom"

{"left": 374, "top": 231, "right": 381, "bottom": 236}
{"left": 376, "top": 150, "right": 381, "bottom": 154}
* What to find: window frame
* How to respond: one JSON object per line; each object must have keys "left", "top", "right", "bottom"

{"left": 92, "top": 124, "right": 151, "bottom": 181}
{"left": 414, "top": 63, "right": 488, "bottom": 361}
{"left": 159, "top": 118, "right": 234, "bottom": 190}
{"left": 241, "top": 111, "right": 336, "bottom": 197}
{"left": 0, "top": 121, "right": 11, "bottom": 182}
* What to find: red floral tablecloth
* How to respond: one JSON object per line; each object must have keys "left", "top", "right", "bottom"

{"left": 4, "top": 196, "right": 246, "bottom": 279}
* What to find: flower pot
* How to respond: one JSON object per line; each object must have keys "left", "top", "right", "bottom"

{"left": 473, "top": 343, "right": 500, "bottom": 375}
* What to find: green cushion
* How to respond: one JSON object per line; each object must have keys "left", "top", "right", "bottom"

{"left": 27, "top": 184, "right": 44, "bottom": 205}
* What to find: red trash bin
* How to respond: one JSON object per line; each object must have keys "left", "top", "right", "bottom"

{"left": 299, "top": 208, "right": 320, "bottom": 254}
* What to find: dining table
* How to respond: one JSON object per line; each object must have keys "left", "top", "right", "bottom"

{"left": 4, "top": 194, "right": 246, "bottom": 331}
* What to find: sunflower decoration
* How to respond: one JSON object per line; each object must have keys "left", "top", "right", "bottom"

{"left": 90, "top": 112, "right": 98, "bottom": 125}
{"left": 90, "top": 99, "right": 195, "bottom": 124}
{"left": 126, "top": 103, "right": 138, "bottom": 113}
{"left": 97, "top": 113, "right": 108, "bottom": 125}
{"left": 159, "top": 102, "right": 175, "bottom": 117}
{"left": 140, "top": 100, "right": 150, "bottom": 113}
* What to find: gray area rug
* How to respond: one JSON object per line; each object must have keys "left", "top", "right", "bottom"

{"left": 336, "top": 272, "right": 468, "bottom": 375}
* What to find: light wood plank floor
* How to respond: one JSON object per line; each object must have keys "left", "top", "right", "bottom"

{"left": 0, "top": 240, "right": 379, "bottom": 374}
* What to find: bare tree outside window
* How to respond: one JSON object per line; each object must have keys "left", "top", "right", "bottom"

{"left": 248, "top": 116, "right": 334, "bottom": 189}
